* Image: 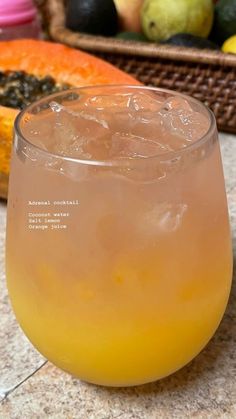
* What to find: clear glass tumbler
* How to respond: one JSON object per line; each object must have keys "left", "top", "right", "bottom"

{"left": 6, "top": 86, "right": 232, "bottom": 387}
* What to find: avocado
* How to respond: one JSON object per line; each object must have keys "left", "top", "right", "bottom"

{"left": 116, "top": 32, "right": 148, "bottom": 42}
{"left": 210, "top": 0, "right": 236, "bottom": 45}
{"left": 66, "top": 0, "right": 118, "bottom": 37}
{"left": 161, "top": 33, "right": 220, "bottom": 50}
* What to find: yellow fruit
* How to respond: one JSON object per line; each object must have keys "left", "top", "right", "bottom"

{"left": 141, "top": 0, "right": 214, "bottom": 42}
{"left": 222, "top": 35, "right": 236, "bottom": 54}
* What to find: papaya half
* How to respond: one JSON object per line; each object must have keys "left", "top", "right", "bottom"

{"left": 0, "top": 39, "right": 139, "bottom": 199}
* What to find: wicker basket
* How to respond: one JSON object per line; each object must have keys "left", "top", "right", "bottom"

{"left": 41, "top": 0, "right": 236, "bottom": 134}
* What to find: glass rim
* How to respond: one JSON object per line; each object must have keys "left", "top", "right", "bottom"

{"left": 14, "top": 84, "right": 217, "bottom": 167}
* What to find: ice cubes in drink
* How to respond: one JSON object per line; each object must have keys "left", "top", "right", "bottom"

{"left": 23, "top": 89, "right": 210, "bottom": 163}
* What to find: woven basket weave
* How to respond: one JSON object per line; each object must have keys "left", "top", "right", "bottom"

{"left": 39, "top": 0, "right": 236, "bottom": 134}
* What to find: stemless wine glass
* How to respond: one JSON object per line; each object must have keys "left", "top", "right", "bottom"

{"left": 6, "top": 85, "right": 232, "bottom": 387}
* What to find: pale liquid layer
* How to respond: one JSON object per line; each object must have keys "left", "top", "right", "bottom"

{"left": 6, "top": 138, "right": 232, "bottom": 386}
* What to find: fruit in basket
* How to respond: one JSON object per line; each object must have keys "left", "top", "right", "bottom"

{"left": 0, "top": 39, "right": 139, "bottom": 199}
{"left": 114, "top": 0, "right": 144, "bottom": 32}
{"left": 211, "top": 0, "right": 236, "bottom": 44}
{"left": 141, "top": 0, "right": 214, "bottom": 42}
{"left": 162, "top": 33, "right": 220, "bottom": 50}
{"left": 65, "top": 0, "right": 118, "bottom": 36}
{"left": 222, "top": 35, "right": 236, "bottom": 53}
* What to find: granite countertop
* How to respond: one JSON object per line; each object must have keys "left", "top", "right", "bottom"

{"left": 0, "top": 133, "right": 235, "bottom": 419}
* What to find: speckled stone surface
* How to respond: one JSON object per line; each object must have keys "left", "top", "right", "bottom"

{"left": 0, "top": 133, "right": 235, "bottom": 419}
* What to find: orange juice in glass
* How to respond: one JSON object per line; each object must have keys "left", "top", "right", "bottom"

{"left": 6, "top": 86, "right": 232, "bottom": 386}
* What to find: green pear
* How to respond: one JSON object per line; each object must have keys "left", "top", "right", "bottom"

{"left": 141, "top": 0, "right": 214, "bottom": 41}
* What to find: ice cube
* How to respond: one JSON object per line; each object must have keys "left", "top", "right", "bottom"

{"left": 158, "top": 203, "right": 188, "bottom": 232}
{"left": 159, "top": 97, "right": 210, "bottom": 146}
{"left": 128, "top": 91, "right": 163, "bottom": 112}
{"left": 110, "top": 132, "right": 168, "bottom": 159}
{"left": 49, "top": 103, "right": 84, "bottom": 158}
{"left": 50, "top": 101, "right": 109, "bottom": 129}
{"left": 112, "top": 109, "right": 173, "bottom": 155}
{"left": 142, "top": 202, "right": 188, "bottom": 234}
{"left": 124, "top": 92, "right": 164, "bottom": 129}
{"left": 82, "top": 93, "right": 133, "bottom": 110}
{"left": 82, "top": 91, "right": 164, "bottom": 127}
{"left": 48, "top": 101, "right": 111, "bottom": 159}
{"left": 161, "top": 97, "right": 193, "bottom": 112}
